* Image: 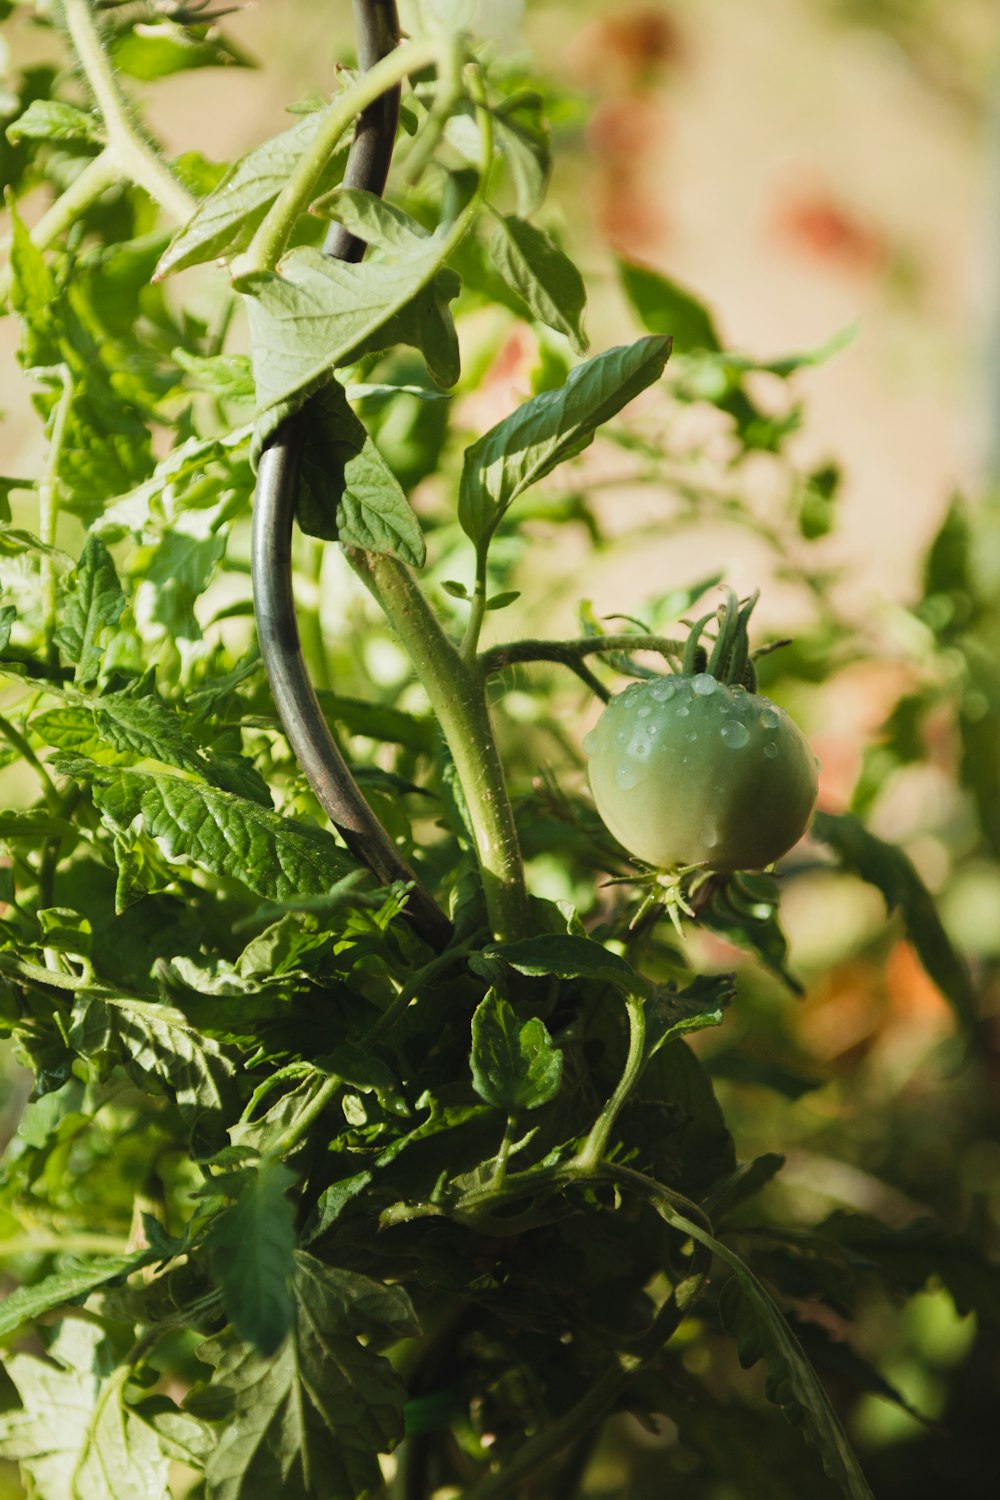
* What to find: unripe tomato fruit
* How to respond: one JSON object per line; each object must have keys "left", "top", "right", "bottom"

{"left": 584, "top": 671, "right": 818, "bottom": 873}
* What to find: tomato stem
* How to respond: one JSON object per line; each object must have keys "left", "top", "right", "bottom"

{"left": 575, "top": 992, "right": 647, "bottom": 1172}
{"left": 348, "top": 549, "right": 531, "bottom": 942}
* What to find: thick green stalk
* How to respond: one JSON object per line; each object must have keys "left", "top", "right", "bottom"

{"left": 62, "top": 0, "right": 195, "bottom": 224}
{"left": 38, "top": 364, "right": 73, "bottom": 665}
{"left": 348, "top": 549, "right": 530, "bottom": 941}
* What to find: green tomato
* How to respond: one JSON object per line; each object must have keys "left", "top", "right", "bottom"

{"left": 584, "top": 671, "right": 818, "bottom": 873}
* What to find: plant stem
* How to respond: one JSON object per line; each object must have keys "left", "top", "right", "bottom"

{"left": 348, "top": 549, "right": 530, "bottom": 941}
{"left": 0, "top": 713, "right": 60, "bottom": 810}
{"left": 271, "top": 1074, "right": 342, "bottom": 1160}
{"left": 480, "top": 632, "right": 685, "bottom": 680}
{"left": 62, "top": 0, "right": 195, "bottom": 224}
{"left": 0, "top": 151, "right": 119, "bottom": 306}
{"left": 38, "top": 364, "right": 73, "bottom": 666}
{"left": 235, "top": 36, "right": 443, "bottom": 277}
{"left": 575, "top": 992, "right": 646, "bottom": 1173}
{"left": 492, "top": 1113, "right": 517, "bottom": 1187}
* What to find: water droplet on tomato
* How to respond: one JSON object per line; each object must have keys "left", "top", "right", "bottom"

{"left": 616, "top": 762, "right": 641, "bottom": 790}
{"left": 763, "top": 741, "right": 778, "bottom": 759}
{"left": 761, "top": 707, "right": 780, "bottom": 729}
{"left": 646, "top": 723, "right": 658, "bottom": 736}
{"left": 701, "top": 824, "right": 719, "bottom": 848}
{"left": 637, "top": 703, "right": 652, "bottom": 719}
{"left": 675, "top": 703, "right": 690, "bottom": 719}
{"left": 692, "top": 672, "right": 717, "bottom": 696}
{"left": 687, "top": 730, "right": 699, "bottom": 743}
{"left": 650, "top": 677, "right": 676, "bottom": 701}
{"left": 615, "top": 727, "right": 629, "bottom": 746}
{"left": 583, "top": 730, "right": 597, "bottom": 755}
{"left": 720, "top": 721, "right": 750, "bottom": 748}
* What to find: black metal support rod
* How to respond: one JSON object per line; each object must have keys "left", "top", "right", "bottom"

{"left": 252, "top": 0, "right": 454, "bottom": 952}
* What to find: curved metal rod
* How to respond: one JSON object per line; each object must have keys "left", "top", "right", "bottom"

{"left": 252, "top": 0, "right": 454, "bottom": 952}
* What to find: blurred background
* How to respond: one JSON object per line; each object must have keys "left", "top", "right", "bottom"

{"left": 2, "top": 1, "right": 1000, "bottom": 1496}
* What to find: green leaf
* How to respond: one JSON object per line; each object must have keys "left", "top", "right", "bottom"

{"left": 469, "top": 990, "right": 562, "bottom": 1113}
{"left": 642, "top": 973, "right": 733, "bottom": 1062}
{"left": 6, "top": 99, "right": 103, "bottom": 145}
{"left": 155, "top": 111, "right": 350, "bottom": 280}
{"left": 297, "top": 382, "right": 425, "bottom": 565}
{"left": 458, "top": 336, "right": 671, "bottom": 562}
{"left": 0, "top": 1253, "right": 153, "bottom": 1341}
{"left": 200, "top": 1252, "right": 419, "bottom": 1500}
{"left": 174, "top": 349, "right": 256, "bottom": 402}
{"left": 54, "top": 536, "right": 126, "bottom": 685}
{"left": 241, "top": 236, "right": 461, "bottom": 432}
{"left": 811, "top": 810, "right": 976, "bottom": 1028}
{"left": 488, "top": 213, "right": 588, "bottom": 353}
{"left": 112, "top": 18, "right": 252, "bottom": 80}
{"left": 482, "top": 932, "right": 648, "bottom": 996}
{"left": 490, "top": 93, "right": 550, "bottom": 215}
{"left": 34, "top": 692, "right": 206, "bottom": 776}
{"left": 0, "top": 809, "right": 78, "bottom": 839}
{"left": 0, "top": 1324, "right": 171, "bottom": 1500}
{"left": 54, "top": 756, "right": 355, "bottom": 900}
{"left": 646, "top": 1197, "right": 875, "bottom": 1500}
{"left": 37, "top": 906, "right": 92, "bottom": 959}
{"left": 617, "top": 258, "right": 722, "bottom": 352}
{"left": 69, "top": 990, "right": 237, "bottom": 1129}
{"left": 207, "top": 1158, "right": 298, "bottom": 1356}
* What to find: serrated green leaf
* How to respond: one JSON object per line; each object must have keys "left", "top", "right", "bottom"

{"left": 645, "top": 1197, "right": 875, "bottom": 1500}
{"left": 0, "top": 1324, "right": 171, "bottom": 1500}
{"left": 297, "top": 382, "right": 425, "bottom": 565}
{"left": 6, "top": 99, "right": 103, "bottom": 145}
{"left": 811, "top": 810, "right": 976, "bottom": 1028}
{"left": 69, "top": 990, "right": 237, "bottom": 1129}
{"left": 482, "top": 932, "right": 648, "bottom": 996}
{"left": 489, "top": 213, "right": 588, "bottom": 353}
{"left": 459, "top": 336, "right": 671, "bottom": 562}
{"left": 54, "top": 755, "right": 355, "bottom": 900}
{"left": 470, "top": 990, "right": 562, "bottom": 1113}
{"left": 207, "top": 1158, "right": 298, "bottom": 1356}
{"left": 0, "top": 1253, "right": 153, "bottom": 1341}
{"left": 155, "top": 111, "right": 346, "bottom": 279}
{"left": 34, "top": 693, "right": 206, "bottom": 775}
{"left": 54, "top": 536, "right": 126, "bottom": 685}
{"left": 200, "top": 1251, "right": 419, "bottom": 1500}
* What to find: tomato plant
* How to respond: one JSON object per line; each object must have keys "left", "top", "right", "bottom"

{"left": 0, "top": 4, "right": 993, "bottom": 1499}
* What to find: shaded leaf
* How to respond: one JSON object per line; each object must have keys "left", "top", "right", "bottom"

{"left": 207, "top": 1158, "right": 298, "bottom": 1356}
{"left": 481, "top": 932, "right": 647, "bottom": 996}
{"left": 297, "top": 382, "right": 425, "bottom": 565}
{"left": 489, "top": 213, "right": 588, "bottom": 353}
{"left": 199, "top": 1252, "right": 418, "bottom": 1500}
{"left": 470, "top": 989, "right": 562, "bottom": 1113}
{"left": 811, "top": 811, "right": 976, "bottom": 1028}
